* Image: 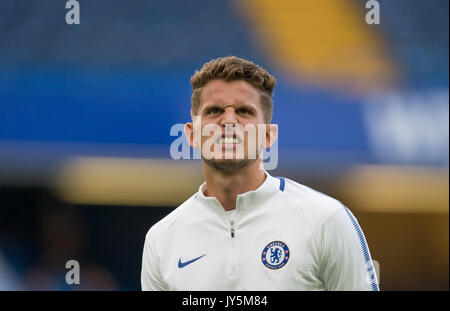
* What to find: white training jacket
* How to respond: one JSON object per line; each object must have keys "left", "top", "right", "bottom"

{"left": 141, "top": 172, "right": 379, "bottom": 291}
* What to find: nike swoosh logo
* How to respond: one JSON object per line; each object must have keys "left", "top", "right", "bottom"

{"left": 178, "top": 254, "right": 206, "bottom": 268}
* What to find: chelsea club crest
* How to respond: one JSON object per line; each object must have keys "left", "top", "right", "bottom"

{"left": 261, "top": 241, "right": 290, "bottom": 269}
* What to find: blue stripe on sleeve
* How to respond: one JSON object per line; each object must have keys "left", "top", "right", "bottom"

{"left": 342, "top": 206, "right": 380, "bottom": 291}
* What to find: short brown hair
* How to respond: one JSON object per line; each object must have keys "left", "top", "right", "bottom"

{"left": 190, "top": 56, "right": 276, "bottom": 123}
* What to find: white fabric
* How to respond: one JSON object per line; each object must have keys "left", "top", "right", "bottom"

{"left": 141, "top": 172, "right": 379, "bottom": 291}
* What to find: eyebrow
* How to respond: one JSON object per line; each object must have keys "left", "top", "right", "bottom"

{"left": 202, "top": 101, "right": 258, "bottom": 111}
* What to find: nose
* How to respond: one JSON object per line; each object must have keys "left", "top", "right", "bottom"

{"left": 219, "top": 107, "right": 238, "bottom": 127}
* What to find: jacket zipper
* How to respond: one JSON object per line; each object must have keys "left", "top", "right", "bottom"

{"left": 228, "top": 219, "right": 238, "bottom": 279}
{"left": 230, "top": 220, "right": 235, "bottom": 238}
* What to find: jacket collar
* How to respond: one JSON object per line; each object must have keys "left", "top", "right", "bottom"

{"left": 195, "top": 171, "right": 282, "bottom": 215}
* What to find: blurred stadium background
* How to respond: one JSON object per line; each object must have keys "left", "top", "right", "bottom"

{"left": 0, "top": 0, "right": 448, "bottom": 290}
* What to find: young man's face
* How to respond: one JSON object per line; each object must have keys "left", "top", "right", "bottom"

{"left": 186, "top": 79, "right": 276, "bottom": 172}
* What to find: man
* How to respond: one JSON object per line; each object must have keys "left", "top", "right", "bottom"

{"left": 141, "top": 56, "right": 379, "bottom": 291}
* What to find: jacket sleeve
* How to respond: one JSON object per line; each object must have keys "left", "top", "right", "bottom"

{"left": 319, "top": 206, "right": 379, "bottom": 291}
{"left": 141, "top": 230, "right": 167, "bottom": 291}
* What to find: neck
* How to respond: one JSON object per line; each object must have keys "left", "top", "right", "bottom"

{"left": 202, "top": 159, "right": 266, "bottom": 211}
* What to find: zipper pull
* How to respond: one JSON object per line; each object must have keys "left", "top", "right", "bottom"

{"left": 230, "top": 220, "right": 235, "bottom": 238}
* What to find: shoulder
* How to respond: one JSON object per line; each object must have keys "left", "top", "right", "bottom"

{"left": 280, "top": 177, "right": 345, "bottom": 226}
{"left": 144, "top": 193, "right": 197, "bottom": 248}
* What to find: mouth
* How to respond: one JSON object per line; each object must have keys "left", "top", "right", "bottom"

{"left": 216, "top": 135, "right": 242, "bottom": 145}
{"left": 214, "top": 134, "right": 244, "bottom": 152}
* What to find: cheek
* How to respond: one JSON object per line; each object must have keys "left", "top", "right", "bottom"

{"left": 198, "top": 122, "right": 221, "bottom": 146}
{"left": 242, "top": 123, "right": 266, "bottom": 146}
{"left": 199, "top": 130, "right": 212, "bottom": 146}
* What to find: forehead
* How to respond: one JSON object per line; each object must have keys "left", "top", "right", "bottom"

{"left": 199, "top": 79, "right": 261, "bottom": 109}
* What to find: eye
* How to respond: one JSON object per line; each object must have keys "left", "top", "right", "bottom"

{"left": 237, "top": 108, "right": 251, "bottom": 115}
{"left": 206, "top": 108, "right": 221, "bottom": 115}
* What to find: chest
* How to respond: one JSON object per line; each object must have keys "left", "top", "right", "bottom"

{"left": 159, "top": 210, "right": 322, "bottom": 290}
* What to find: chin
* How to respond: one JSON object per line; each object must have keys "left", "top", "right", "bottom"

{"left": 202, "top": 157, "right": 256, "bottom": 173}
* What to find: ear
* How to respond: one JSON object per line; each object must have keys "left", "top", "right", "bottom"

{"left": 184, "top": 122, "right": 198, "bottom": 148}
{"left": 264, "top": 124, "right": 278, "bottom": 149}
